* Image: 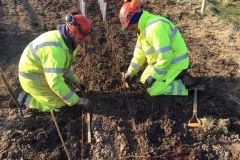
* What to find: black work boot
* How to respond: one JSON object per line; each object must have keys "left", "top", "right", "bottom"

{"left": 181, "top": 73, "right": 196, "bottom": 88}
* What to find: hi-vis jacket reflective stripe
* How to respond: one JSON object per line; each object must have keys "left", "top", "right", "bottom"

{"left": 19, "top": 30, "right": 79, "bottom": 106}
{"left": 127, "top": 10, "right": 189, "bottom": 81}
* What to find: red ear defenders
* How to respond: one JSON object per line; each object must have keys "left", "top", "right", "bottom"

{"left": 65, "top": 12, "right": 99, "bottom": 40}
{"left": 65, "top": 13, "right": 85, "bottom": 36}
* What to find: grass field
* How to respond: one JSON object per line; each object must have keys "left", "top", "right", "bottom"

{"left": 208, "top": 0, "right": 240, "bottom": 29}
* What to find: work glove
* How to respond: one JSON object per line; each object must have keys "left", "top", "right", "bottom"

{"left": 77, "top": 97, "right": 91, "bottom": 110}
{"left": 124, "top": 72, "right": 134, "bottom": 83}
{"left": 73, "top": 81, "right": 86, "bottom": 92}
{"left": 145, "top": 75, "right": 156, "bottom": 88}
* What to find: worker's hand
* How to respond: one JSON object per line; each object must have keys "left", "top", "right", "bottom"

{"left": 76, "top": 98, "right": 91, "bottom": 109}
{"left": 124, "top": 72, "right": 134, "bottom": 83}
{"left": 145, "top": 75, "right": 156, "bottom": 88}
{"left": 73, "top": 81, "right": 86, "bottom": 92}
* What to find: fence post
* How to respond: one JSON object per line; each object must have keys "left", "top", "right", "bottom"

{"left": 201, "top": 0, "right": 207, "bottom": 14}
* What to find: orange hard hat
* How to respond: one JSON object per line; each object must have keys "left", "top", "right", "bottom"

{"left": 65, "top": 13, "right": 92, "bottom": 42}
{"left": 119, "top": 0, "right": 140, "bottom": 30}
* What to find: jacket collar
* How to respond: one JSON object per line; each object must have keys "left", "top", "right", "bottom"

{"left": 138, "top": 10, "right": 151, "bottom": 34}
{"left": 57, "top": 24, "right": 74, "bottom": 53}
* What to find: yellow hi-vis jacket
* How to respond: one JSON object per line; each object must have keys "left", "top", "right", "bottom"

{"left": 127, "top": 10, "right": 189, "bottom": 82}
{"left": 19, "top": 30, "right": 79, "bottom": 107}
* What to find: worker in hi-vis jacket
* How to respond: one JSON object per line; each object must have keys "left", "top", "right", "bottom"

{"left": 119, "top": 0, "right": 195, "bottom": 96}
{"left": 18, "top": 12, "right": 92, "bottom": 112}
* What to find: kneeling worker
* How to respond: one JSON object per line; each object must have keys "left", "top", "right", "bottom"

{"left": 18, "top": 12, "right": 92, "bottom": 112}
{"left": 120, "top": 0, "right": 195, "bottom": 96}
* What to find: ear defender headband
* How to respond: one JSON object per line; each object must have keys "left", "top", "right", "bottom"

{"left": 65, "top": 13, "right": 85, "bottom": 36}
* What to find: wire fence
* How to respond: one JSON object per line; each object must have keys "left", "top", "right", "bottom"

{"left": 204, "top": 0, "right": 240, "bottom": 29}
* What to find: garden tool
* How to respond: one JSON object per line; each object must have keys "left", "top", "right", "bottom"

{"left": 0, "top": 68, "right": 37, "bottom": 127}
{"left": 187, "top": 84, "right": 205, "bottom": 128}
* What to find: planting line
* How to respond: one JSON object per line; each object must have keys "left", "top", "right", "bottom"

{"left": 81, "top": 107, "right": 84, "bottom": 160}
{"left": 116, "top": 58, "right": 145, "bottom": 156}
{"left": 51, "top": 109, "right": 72, "bottom": 160}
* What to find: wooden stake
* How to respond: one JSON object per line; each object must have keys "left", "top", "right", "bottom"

{"left": 201, "top": 0, "right": 207, "bottom": 14}
{"left": 87, "top": 112, "right": 91, "bottom": 143}
{"left": 121, "top": 72, "right": 129, "bottom": 88}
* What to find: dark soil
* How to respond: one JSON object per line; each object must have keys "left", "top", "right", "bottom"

{"left": 1, "top": 0, "right": 240, "bottom": 160}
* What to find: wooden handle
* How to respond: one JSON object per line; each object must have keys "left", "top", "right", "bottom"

{"left": 188, "top": 88, "right": 202, "bottom": 127}
{"left": 0, "top": 68, "right": 21, "bottom": 107}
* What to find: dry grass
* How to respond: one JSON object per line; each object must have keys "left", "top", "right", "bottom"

{"left": 200, "top": 117, "right": 229, "bottom": 134}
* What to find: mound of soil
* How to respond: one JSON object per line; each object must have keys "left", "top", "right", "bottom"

{"left": 1, "top": 0, "right": 240, "bottom": 159}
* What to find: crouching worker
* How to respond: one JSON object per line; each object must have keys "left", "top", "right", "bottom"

{"left": 119, "top": 0, "right": 195, "bottom": 96}
{"left": 18, "top": 12, "right": 92, "bottom": 112}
